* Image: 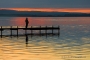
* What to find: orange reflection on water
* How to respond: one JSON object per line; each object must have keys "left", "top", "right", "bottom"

{"left": 0, "top": 37, "right": 90, "bottom": 60}
{"left": 11, "top": 17, "right": 52, "bottom": 26}
{"left": 11, "top": 17, "right": 90, "bottom": 26}
{"left": 0, "top": 38, "right": 64, "bottom": 60}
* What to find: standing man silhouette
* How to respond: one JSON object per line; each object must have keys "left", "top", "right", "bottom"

{"left": 25, "top": 18, "right": 29, "bottom": 28}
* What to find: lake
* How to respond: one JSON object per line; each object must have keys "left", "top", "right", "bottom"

{"left": 0, "top": 17, "right": 90, "bottom": 60}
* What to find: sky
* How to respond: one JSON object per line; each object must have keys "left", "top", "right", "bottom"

{"left": 0, "top": 0, "right": 90, "bottom": 13}
{"left": 0, "top": 0, "right": 90, "bottom": 8}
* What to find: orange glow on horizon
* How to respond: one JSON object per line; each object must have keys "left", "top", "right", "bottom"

{"left": 0, "top": 8, "right": 90, "bottom": 13}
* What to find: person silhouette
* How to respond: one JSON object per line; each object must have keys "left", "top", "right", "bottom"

{"left": 25, "top": 18, "right": 29, "bottom": 28}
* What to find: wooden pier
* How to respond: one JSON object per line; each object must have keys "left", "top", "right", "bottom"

{"left": 0, "top": 26, "right": 60, "bottom": 38}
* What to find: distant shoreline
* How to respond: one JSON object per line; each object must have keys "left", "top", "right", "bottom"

{"left": 0, "top": 9, "right": 90, "bottom": 17}
{"left": 0, "top": 15, "right": 90, "bottom": 17}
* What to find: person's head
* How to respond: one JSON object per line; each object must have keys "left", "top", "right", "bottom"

{"left": 26, "top": 17, "right": 28, "bottom": 20}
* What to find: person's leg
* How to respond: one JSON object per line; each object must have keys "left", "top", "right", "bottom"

{"left": 27, "top": 24, "right": 28, "bottom": 27}
{"left": 26, "top": 23, "right": 28, "bottom": 28}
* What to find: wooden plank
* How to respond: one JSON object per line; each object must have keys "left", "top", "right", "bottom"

{"left": 0, "top": 27, "right": 59, "bottom": 30}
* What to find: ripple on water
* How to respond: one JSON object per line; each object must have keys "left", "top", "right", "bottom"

{"left": 0, "top": 25, "right": 90, "bottom": 60}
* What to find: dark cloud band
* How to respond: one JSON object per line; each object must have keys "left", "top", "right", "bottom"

{"left": 0, "top": 0, "right": 90, "bottom": 8}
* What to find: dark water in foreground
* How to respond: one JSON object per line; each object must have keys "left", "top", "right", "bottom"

{"left": 0, "top": 17, "right": 90, "bottom": 60}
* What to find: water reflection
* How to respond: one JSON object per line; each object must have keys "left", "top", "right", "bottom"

{"left": 25, "top": 35, "right": 28, "bottom": 45}
{"left": 11, "top": 17, "right": 90, "bottom": 26}
{"left": 0, "top": 34, "right": 90, "bottom": 60}
{"left": 0, "top": 17, "right": 90, "bottom": 26}
{"left": 0, "top": 17, "right": 90, "bottom": 60}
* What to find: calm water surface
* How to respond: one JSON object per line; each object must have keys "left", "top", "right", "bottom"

{"left": 0, "top": 17, "right": 90, "bottom": 60}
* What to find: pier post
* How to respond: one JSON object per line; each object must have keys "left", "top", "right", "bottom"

{"left": 17, "top": 26, "right": 18, "bottom": 37}
{"left": 46, "top": 26, "right": 47, "bottom": 37}
{"left": 25, "top": 27, "right": 27, "bottom": 34}
{"left": 58, "top": 25, "right": 60, "bottom": 37}
{"left": 31, "top": 26, "right": 33, "bottom": 35}
{"left": 45, "top": 26, "right": 47, "bottom": 34}
{"left": 52, "top": 25, "right": 53, "bottom": 35}
{"left": 11, "top": 26, "right": 12, "bottom": 36}
{"left": 40, "top": 26, "right": 41, "bottom": 35}
{"left": 1, "top": 26, "right": 2, "bottom": 38}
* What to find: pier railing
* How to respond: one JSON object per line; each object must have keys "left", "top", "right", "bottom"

{"left": 0, "top": 26, "right": 60, "bottom": 38}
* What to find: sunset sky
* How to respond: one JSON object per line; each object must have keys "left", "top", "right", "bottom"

{"left": 0, "top": 0, "right": 90, "bottom": 13}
